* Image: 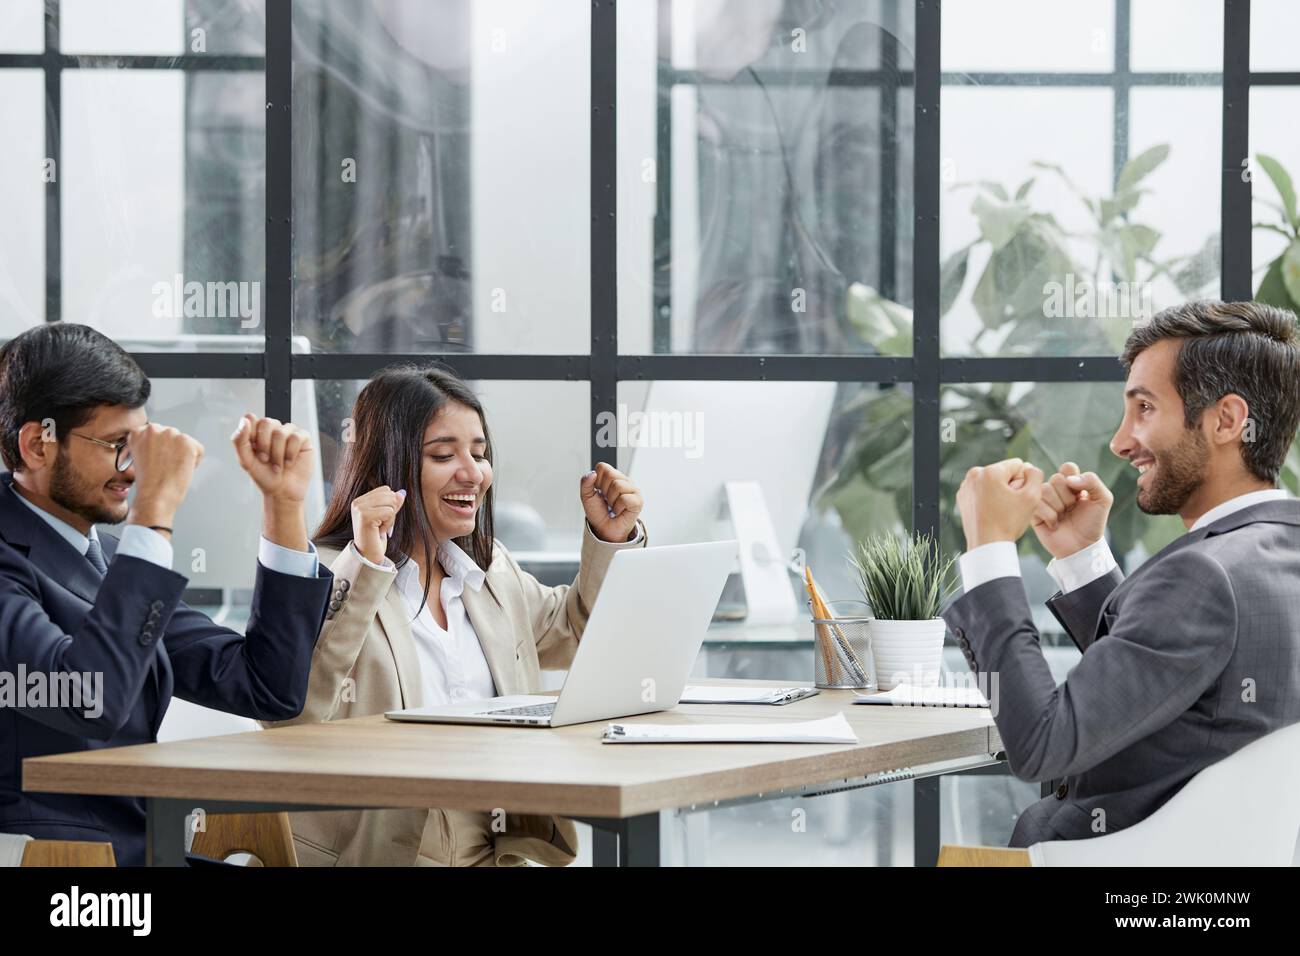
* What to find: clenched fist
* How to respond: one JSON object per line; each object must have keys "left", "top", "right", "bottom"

{"left": 955, "top": 457, "right": 1043, "bottom": 551}
{"left": 231, "top": 413, "right": 315, "bottom": 503}
{"left": 125, "top": 423, "right": 204, "bottom": 528}
{"left": 1030, "top": 461, "right": 1114, "bottom": 559}
{"left": 581, "top": 463, "right": 643, "bottom": 543}
{"left": 350, "top": 486, "right": 407, "bottom": 565}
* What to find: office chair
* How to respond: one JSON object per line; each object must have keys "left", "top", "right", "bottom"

{"left": 18, "top": 840, "right": 117, "bottom": 866}
{"left": 940, "top": 718, "right": 1300, "bottom": 866}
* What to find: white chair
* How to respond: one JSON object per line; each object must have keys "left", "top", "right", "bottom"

{"left": 1030, "top": 719, "right": 1300, "bottom": 866}
{"left": 941, "top": 719, "right": 1300, "bottom": 866}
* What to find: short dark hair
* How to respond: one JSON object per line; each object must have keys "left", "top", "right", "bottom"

{"left": 1121, "top": 300, "right": 1300, "bottom": 483}
{"left": 0, "top": 323, "right": 151, "bottom": 472}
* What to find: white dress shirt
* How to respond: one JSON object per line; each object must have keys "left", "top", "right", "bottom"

{"left": 12, "top": 487, "right": 319, "bottom": 577}
{"left": 399, "top": 538, "right": 495, "bottom": 705}
{"left": 351, "top": 539, "right": 488, "bottom": 706}
{"left": 352, "top": 520, "right": 644, "bottom": 705}
{"left": 958, "top": 487, "right": 1291, "bottom": 595}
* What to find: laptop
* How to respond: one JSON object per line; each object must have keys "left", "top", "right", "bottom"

{"left": 384, "top": 539, "right": 738, "bottom": 727}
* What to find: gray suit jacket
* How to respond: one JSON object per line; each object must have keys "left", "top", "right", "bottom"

{"left": 942, "top": 499, "right": 1300, "bottom": 848}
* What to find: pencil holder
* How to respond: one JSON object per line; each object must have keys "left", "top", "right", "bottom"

{"left": 808, "top": 599, "right": 877, "bottom": 690}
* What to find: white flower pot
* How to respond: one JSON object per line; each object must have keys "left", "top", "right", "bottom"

{"left": 869, "top": 618, "right": 947, "bottom": 690}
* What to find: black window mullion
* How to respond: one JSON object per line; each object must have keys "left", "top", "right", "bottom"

{"left": 1222, "top": 0, "right": 1252, "bottom": 300}
{"left": 879, "top": 2, "right": 900, "bottom": 302}
{"left": 591, "top": 0, "right": 618, "bottom": 468}
{"left": 43, "top": 0, "right": 60, "bottom": 325}
{"left": 913, "top": 0, "right": 941, "bottom": 544}
{"left": 264, "top": 0, "right": 292, "bottom": 418}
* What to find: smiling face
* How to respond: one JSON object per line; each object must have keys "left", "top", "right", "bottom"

{"left": 19, "top": 403, "right": 147, "bottom": 532}
{"left": 419, "top": 401, "right": 493, "bottom": 543}
{"left": 1109, "top": 338, "right": 1211, "bottom": 516}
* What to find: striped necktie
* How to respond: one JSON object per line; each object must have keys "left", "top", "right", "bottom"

{"left": 84, "top": 536, "right": 108, "bottom": 575}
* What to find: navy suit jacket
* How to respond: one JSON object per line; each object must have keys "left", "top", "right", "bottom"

{"left": 0, "top": 472, "right": 332, "bottom": 865}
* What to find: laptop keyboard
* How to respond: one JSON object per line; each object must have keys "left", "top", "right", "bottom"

{"left": 481, "top": 702, "right": 556, "bottom": 718}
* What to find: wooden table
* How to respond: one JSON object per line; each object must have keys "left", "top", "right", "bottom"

{"left": 24, "top": 679, "right": 1006, "bottom": 866}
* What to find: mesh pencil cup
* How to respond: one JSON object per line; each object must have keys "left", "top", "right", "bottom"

{"left": 808, "top": 599, "right": 877, "bottom": 690}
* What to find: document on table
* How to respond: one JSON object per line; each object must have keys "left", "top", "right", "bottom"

{"left": 853, "top": 683, "right": 990, "bottom": 708}
{"left": 679, "top": 685, "right": 818, "bottom": 705}
{"left": 601, "top": 712, "right": 858, "bottom": 744}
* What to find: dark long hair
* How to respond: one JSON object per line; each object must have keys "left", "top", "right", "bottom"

{"left": 313, "top": 363, "right": 498, "bottom": 612}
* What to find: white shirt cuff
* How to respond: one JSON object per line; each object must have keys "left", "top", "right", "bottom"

{"left": 116, "top": 525, "right": 174, "bottom": 570}
{"left": 1045, "top": 540, "right": 1117, "bottom": 594}
{"left": 259, "top": 536, "right": 320, "bottom": 578}
{"left": 348, "top": 540, "right": 396, "bottom": 573}
{"left": 958, "top": 540, "right": 1021, "bottom": 592}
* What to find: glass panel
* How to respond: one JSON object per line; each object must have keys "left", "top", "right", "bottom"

{"left": 939, "top": 381, "right": 1185, "bottom": 638}
{"left": 299, "top": 377, "right": 589, "bottom": 556}
{"left": 0, "top": 70, "right": 44, "bottom": 331}
{"left": 1129, "top": 0, "right": 1222, "bottom": 72}
{"left": 620, "top": 0, "right": 916, "bottom": 355}
{"left": 95, "top": 379, "right": 270, "bottom": 592}
{"left": 187, "top": 0, "right": 265, "bottom": 55}
{"left": 0, "top": 0, "right": 44, "bottom": 52}
{"left": 1126, "top": 87, "right": 1221, "bottom": 301}
{"left": 939, "top": 86, "right": 1114, "bottom": 356}
{"left": 615, "top": 379, "right": 911, "bottom": 607}
{"left": 1251, "top": 0, "right": 1300, "bottom": 72}
{"left": 61, "top": 0, "right": 186, "bottom": 55}
{"left": 940, "top": 75, "right": 1221, "bottom": 356}
{"left": 291, "top": 0, "right": 590, "bottom": 354}
{"left": 62, "top": 69, "right": 264, "bottom": 346}
{"left": 61, "top": 0, "right": 265, "bottom": 55}
{"left": 1250, "top": 88, "right": 1300, "bottom": 321}
{"left": 942, "top": 0, "right": 1114, "bottom": 74}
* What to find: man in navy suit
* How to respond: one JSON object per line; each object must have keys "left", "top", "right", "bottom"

{"left": 0, "top": 323, "right": 333, "bottom": 865}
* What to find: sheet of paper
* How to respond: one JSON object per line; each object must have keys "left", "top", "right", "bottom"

{"left": 853, "top": 684, "right": 990, "bottom": 708}
{"left": 602, "top": 712, "right": 858, "bottom": 744}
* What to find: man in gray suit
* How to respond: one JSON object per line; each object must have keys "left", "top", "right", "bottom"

{"left": 944, "top": 300, "right": 1300, "bottom": 848}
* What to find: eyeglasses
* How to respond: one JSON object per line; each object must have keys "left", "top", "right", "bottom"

{"left": 70, "top": 432, "right": 133, "bottom": 472}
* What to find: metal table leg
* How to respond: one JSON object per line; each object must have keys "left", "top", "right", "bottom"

{"left": 579, "top": 813, "right": 662, "bottom": 867}
{"left": 620, "top": 813, "right": 660, "bottom": 867}
{"left": 913, "top": 776, "right": 941, "bottom": 866}
{"left": 145, "top": 797, "right": 191, "bottom": 867}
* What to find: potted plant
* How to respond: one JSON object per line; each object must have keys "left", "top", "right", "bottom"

{"left": 850, "top": 531, "right": 956, "bottom": 690}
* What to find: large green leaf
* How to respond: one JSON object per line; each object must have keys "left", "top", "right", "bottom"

{"left": 971, "top": 224, "right": 1076, "bottom": 333}
{"left": 1283, "top": 240, "right": 1300, "bottom": 306}
{"left": 1115, "top": 144, "right": 1170, "bottom": 194}
{"left": 1098, "top": 189, "right": 1144, "bottom": 227}
{"left": 1256, "top": 252, "right": 1300, "bottom": 312}
{"left": 1256, "top": 153, "right": 1299, "bottom": 231}
{"left": 844, "top": 283, "right": 913, "bottom": 356}
{"left": 939, "top": 245, "right": 971, "bottom": 317}
{"left": 1100, "top": 223, "right": 1161, "bottom": 282}
{"left": 971, "top": 192, "right": 1032, "bottom": 251}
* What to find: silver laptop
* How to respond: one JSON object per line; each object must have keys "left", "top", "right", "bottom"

{"left": 384, "top": 540, "right": 737, "bottom": 727}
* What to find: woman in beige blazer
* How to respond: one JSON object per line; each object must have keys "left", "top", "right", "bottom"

{"left": 262, "top": 364, "right": 647, "bottom": 866}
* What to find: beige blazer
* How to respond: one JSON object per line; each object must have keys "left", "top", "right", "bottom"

{"left": 261, "top": 518, "right": 648, "bottom": 866}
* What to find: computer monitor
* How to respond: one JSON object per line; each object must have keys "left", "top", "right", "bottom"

{"left": 624, "top": 380, "right": 836, "bottom": 623}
